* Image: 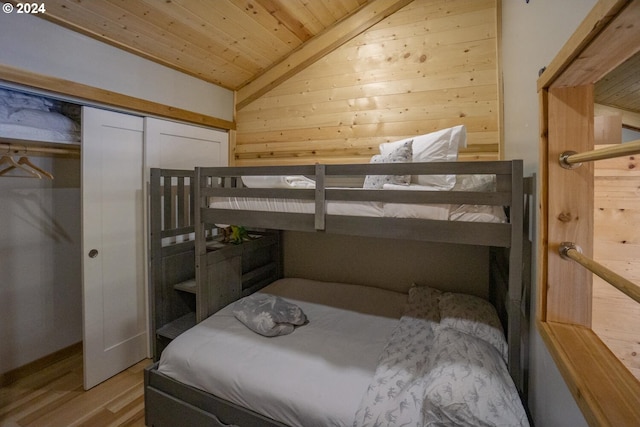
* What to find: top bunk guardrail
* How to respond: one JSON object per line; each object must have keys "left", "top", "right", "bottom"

{"left": 194, "top": 160, "right": 524, "bottom": 248}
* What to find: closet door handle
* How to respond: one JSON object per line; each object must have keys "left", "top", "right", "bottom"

{"left": 88, "top": 249, "right": 99, "bottom": 258}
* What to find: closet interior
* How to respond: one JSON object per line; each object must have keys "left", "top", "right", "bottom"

{"left": 1, "top": 84, "right": 230, "bottom": 390}
{"left": 0, "top": 86, "right": 83, "bottom": 379}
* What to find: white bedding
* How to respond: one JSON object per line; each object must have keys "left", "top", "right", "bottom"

{"left": 0, "top": 123, "right": 80, "bottom": 144}
{"left": 0, "top": 88, "right": 81, "bottom": 143}
{"left": 210, "top": 195, "right": 384, "bottom": 217}
{"left": 158, "top": 278, "right": 407, "bottom": 427}
{"left": 209, "top": 173, "right": 507, "bottom": 223}
{"left": 241, "top": 175, "right": 315, "bottom": 189}
{"left": 353, "top": 286, "right": 528, "bottom": 427}
{"left": 157, "top": 278, "right": 527, "bottom": 426}
{"left": 209, "top": 196, "right": 505, "bottom": 222}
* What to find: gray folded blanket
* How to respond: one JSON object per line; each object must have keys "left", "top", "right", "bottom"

{"left": 232, "top": 293, "right": 307, "bottom": 337}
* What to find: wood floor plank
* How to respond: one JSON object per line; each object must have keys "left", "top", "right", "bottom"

{"left": 0, "top": 353, "right": 82, "bottom": 406}
{"left": 0, "top": 346, "right": 150, "bottom": 427}
{"left": 5, "top": 372, "right": 83, "bottom": 425}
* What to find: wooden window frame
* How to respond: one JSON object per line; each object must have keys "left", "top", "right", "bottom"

{"left": 537, "top": 1, "right": 640, "bottom": 425}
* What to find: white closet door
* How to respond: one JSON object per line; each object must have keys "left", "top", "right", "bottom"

{"left": 82, "top": 106, "right": 147, "bottom": 389}
{"left": 143, "top": 117, "right": 228, "bottom": 354}
{"left": 145, "top": 117, "right": 229, "bottom": 169}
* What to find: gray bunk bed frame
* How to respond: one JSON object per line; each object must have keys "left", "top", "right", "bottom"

{"left": 148, "top": 169, "right": 198, "bottom": 361}
{"left": 145, "top": 160, "right": 532, "bottom": 427}
{"left": 148, "top": 169, "right": 282, "bottom": 361}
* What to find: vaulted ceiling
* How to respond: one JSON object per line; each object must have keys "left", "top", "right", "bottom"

{"left": 26, "top": 0, "right": 640, "bottom": 119}
{"left": 34, "top": 0, "right": 416, "bottom": 108}
{"left": 36, "top": 0, "right": 367, "bottom": 89}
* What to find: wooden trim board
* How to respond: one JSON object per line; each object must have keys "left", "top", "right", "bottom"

{"left": 538, "top": 321, "right": 640, "bottom": 427}
{"left": 0, "top": 64, "right": 235, "bottom": 131}
{"left": 0, "top": 342, "right": 82, "bottom": 387}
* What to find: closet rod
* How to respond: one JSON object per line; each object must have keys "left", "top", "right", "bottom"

{"left": 559, "top": 242, "right": 640, "bottom": 305}
{"left": 559, "top": 139, "right": 640, "bottom": 168}
{"left": 0, "top": 142, "right": 80, "bottom": 157}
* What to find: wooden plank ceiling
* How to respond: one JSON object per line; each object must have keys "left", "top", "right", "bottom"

{"left": 26, "top": 0, "right": 638, "bottom": 119}
{"left": 34, "top": 0, "right": 371, "bottom": 92}
{"left": 595, "top": 51, "right": 640, "bottom": 114}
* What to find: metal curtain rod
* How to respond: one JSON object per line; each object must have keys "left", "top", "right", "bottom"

{"left": 560, "top": 139, "right": 640, "bottom": 168}
{"left": 0, "top": 142, "right": 80, "bottom": 157}
{"left": 559, "top": 242, "right": 640, "bottom": 305}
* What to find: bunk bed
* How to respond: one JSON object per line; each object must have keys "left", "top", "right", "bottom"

{"left": 144, "top": 158, "right": 533, "bottom": 427}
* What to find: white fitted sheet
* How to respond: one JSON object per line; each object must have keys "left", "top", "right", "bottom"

{"left": 209, "top": 173, "right": 507, "bottom": 223}
{"left": 210, "top": 196, "right": 384, "bottom": 217}
{"left": 210, "top": 196, "right": 506, "bottom": 222}
{"left": 157, "top": 278, "right": 408, "bottom": 427}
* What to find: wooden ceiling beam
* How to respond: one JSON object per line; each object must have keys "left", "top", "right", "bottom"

{"left": 235, "top": 0, "right": 414, "bottom": 111}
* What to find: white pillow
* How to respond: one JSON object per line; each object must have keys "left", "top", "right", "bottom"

{"left": 363, "top": 139, "right": 413, "bottom": 189}
{"left": 379, "top": 125, "right": 466, "bottom": 190}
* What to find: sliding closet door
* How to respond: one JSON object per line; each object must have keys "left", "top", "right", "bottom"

{"left": 82, "top": 107, "right": 147, "bottom": 389}
{"left": 145, "top": 117, "right": 229, "bottom": 169}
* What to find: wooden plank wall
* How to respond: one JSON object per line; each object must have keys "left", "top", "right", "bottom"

{"left": 593, "top": 145, "right": 640, "bottom": 380}
{"left": 235, "top": 0, "right": 499, "bottom": 166}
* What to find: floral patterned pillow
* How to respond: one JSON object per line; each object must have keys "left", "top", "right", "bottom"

{"left": 363, "top": 139, "right": 413, "bottom": 189}
{"left": 438, "top": 292, "right": 508, "bottom": 362}
{"left": 406, "top": 284, "right": 442, "bottom": 321}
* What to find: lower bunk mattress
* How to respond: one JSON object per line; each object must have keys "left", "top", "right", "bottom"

{"left": 154, "top": 277, "right": 529, "bottom": 427}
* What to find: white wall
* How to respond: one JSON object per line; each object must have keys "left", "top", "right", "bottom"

{"left": 0, "top": 158, "right": 81, "bottom": 374}
{"left": 0, "top": 12, "right": 234, "bottom": 122}
{"left": 0, "top": 13, "right": 234, "bottom": 374}
{"left": 501, "top": 0, "right": 598, "bottom": 426}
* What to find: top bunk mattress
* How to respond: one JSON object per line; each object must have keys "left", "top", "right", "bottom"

{"left": 209, "top": 195, "right": 506, "bottom": 222}
{"left": 209, "top": 173, "right": 508, "bottom": 223}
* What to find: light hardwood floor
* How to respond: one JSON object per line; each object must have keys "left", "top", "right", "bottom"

{"left": 0, "top": 345, "right": 151, "bottom": 427}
